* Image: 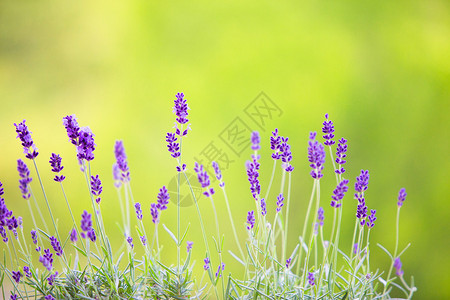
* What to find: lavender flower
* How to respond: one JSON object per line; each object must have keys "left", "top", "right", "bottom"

{"left": 194, "top": 162, "right": 215, "bottom": 197}
{"left": 308, "top": 133, "right": 325, "bottom": 179}
{"left": 12, "top": 270, "right": 22, "bottom": 283}
{"left": 23, "top": 266, "right": 32, "bottom": 278}
{"left": 394, "top": 257, "right": 404, "bottom": 276}
{"left": 276, "top": 193, "right": 284, "bottom": 213}
{"left": 246, "top": 210, "right": 255, "bottom": 230}
{"left": 63, "top": 115, "right": 80, "bottom": 145}
{"left": 260, "top": 198, "right": 267, "bottom": 216}
{"left": 10, "top": 294, "right": 18, "bottom": 300}
{"left": 270, "top": 128, "right": 282, "bottom": 160}
{"left": 90, "top": 175, "right": 103, "bottom": 204}
{"left": 166, "top": 132, "right": 180, "bottom": 158}
{"left": 127, "top": 236, "right": 133, "bottom": 248}
{"left": 173, "top": 92, "right": 190, "bottom": 126}
{"left": 14, "top": 120, "right": 39, "bottom": 159}
{"left": 140, "top": 235, "right": 147, "bottom": 246}
{"left": 17, "top": 159, "right": 32, "bottom": 200}
{"left": 0, "top": 227, "right": 7, "bottom": 243}
{"left": 398, "top": 188, "right": 407, "bottom": 207}
{"left": 203, "top": 257, "right": 210, "bottom": 270}
{"left": 176, "top": 163, "right": 186, "bottom": 172}
{"left": 156, "top": 186, "right": 170, "bottom": 210}
{"left": 39, "top": 249, "right": 53, "bottom": 271}
{"left": 50, "top": 236, "right": 63, "bottom": 256}
{"left": 246, "top": 155, "right": 261, "bottom": 200}
{"left": 114, "top": 141, "right": 130, "bottom": 182}
{"left": 251, "top": 131, "right": 260, "bottom": 151}
{"left": 49, "top": 153, "right": 65, "bottom": 182}
{"left": 77, "top": 127, "right": 96, "bottom": 161}
{"left": 47, "top": 271, "right": 58, "bottom": 286}
{"left": 322, "top": 113, "right": 335, "bottom": 146}
{"left": 187, "top": 241, "right": 193, "bottom": 253}
{"left": 87, "top": 229, "right": 96, "bottom": 242}
{"left": 215, "top": 263, "right": 225, "bottom": 278}
{"left": 151, "top": 203, "right": 159, "bottom": 224}
{"left": 280, "top": 136, "right": 294, "bottom": 172}
{"left": 286, "top": 258, "right": 292, "bottom": 268}
{"left": 335, "top": 138, "right": 348, "bottom": 174}
{"left": 308, "top": 272, "right": 315, "bottom": 286}
{"left": 367, "top": 210, "right": 377, "bottom": 228}
{"left": 113, "top": 164, "right": 122, "bottom": 188}
{"left": 135, "top": 203, "right": 143, "bottom": 220}
{"left": 70, "top": 228, "right": 77, "bottom": 243}
{"left": 31, "top": 230, "right": 40, "bottom": 251}
{"left": 355, "top": 170, "right": 370, "bottom": 194}
{"left": 212, "top": 161, "right": 225, "bottom": 187}
{"left": 356, "top": 195, "right": 368, "bottom": 226}
{"left": 45, "top": 295, "right": 55, "bottom": 300}
{"left": 318, "top": 207, "right": 324, "bottom": 226}
{"left": 80, "top": 210, "right": 92, "bottom": 239}
{"left": 309, "top": 131, "right": 317, "bottom": 140}
{"left": 330, "top": 179, "right": 349, "bottom": 208}
{"left": 353, "top": 243, "right": 359, "bottom": 255}
{"left": 0, "top": 181, "right": 3, "bottom": 195}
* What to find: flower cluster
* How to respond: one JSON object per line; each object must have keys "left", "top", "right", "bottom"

{"left": 355, "top": 170, "right": 370, "bottom": 194}
{"left": 194, "top": 162, "right": 215, "bottom": 197}
{"left": 150, "top": 203, "right": 159, "bottom": 224}
{"left": 330, "top": 179, "right": 349, "bottom": 208}
{"left": 246, "top": 210, "right": 255, "bottom": 230}
{"left": 49, "top": 153, "right": 65, "bottom": 182}
{"left": 62, "top": 115, "right": 80, "bottom": 145}
{"left": 322, "top": 114, "right": 335, "bottom": 146}
{"left": 394, "top": 257, "right": 404, "bottom": 276}
{"left": 127, "top": 236, "right": 134, "bottom": 248}
{"left": 114, "top": 141, "right": 130, "bottom": 183}
{"left": 251, "top": 131, "right": 260, "bottom": 151}
{"left": 70, "top": 229, "right": 77, "bottom": 243}
{"left": 286, "top": 258, "right": 292, "bottom": 269}
{"left": 397, "top": 188, "right": 407, "bottom": 207}
{"left": 260, "top": 198, "right": 267, "bottom": 216}
{"left": 156, "top": 186, "right": 170, "bottom": 210}
{"left": 23, "top": 266, "right": 32, "bottom": 278}
{"left": 335, "top": 138, "right": 348, "bottom": 174}
{"left": 246, "top": 156, "right": 261, "bottom": 200}
{"left": 212, "top": 161, "right": 225, "bottom": 188}
{"left": 308, "top": 132, "right": 325, "bottom": 179}
{"left": 80, "top": 210, "right": 96, "bottom": 242}
{"left": 203, "top": 257, "right": 210, "bottom": 270}
{"left": 1, "top": 182, "right": 15, "bottom": 243}
{"left": 63, "top": 115, "right": 96, "bottom": 163}
{"left": 135, "top": 203, "right": 143, "bottom": 220}
{"left": 12, "top": 270, "right": 22, "bottom": 283}
{"left": 186, "top": 241, "right": 193, "bottom": 253}
{"left": 367, "top": 209, "right": 377, "bottom": 228}
{"left": 14, "top": 120, "right": 39, "bottom": 159}
{"left": 31, "top": 230, "right": 40, "bottom": 251}
{"left": 166, "top": 93, "right": 190, "bottom": 165}
{"left": 280, "top": 136, "right": 294, "bottom": 172}
{"left": 308, "top": 272, "right": 315, "bottom": 286}
{"left": 47, "top": 271, "right": 58, "bottom": 286}
{"left": 39, "top": 249, "right": 53, "bottom": 271}
{"left": 17, "top": 159, "right": 32, "bottom": 200}
{"left": 276, "top": 193, "right": 284, "bottom": 213}
{"left": 50, "top": 236, "right": 63, "bottom": 256}
{"left": 270, "top": 129, "right": 282, "bottom": 159}
{"left": 355, "top": 170, "right": 370, "bottom": 226}
{"left": 318, "top": 207, "right": 324, "bottom": 226}
{"left": 166, "top": 133, "right": 181, "bottom": 158}
{"left": 90, "top": 175, "right": 103, "bottom": 204}
{"left": 215, "top": 263, "right": 225, "bottom": 278}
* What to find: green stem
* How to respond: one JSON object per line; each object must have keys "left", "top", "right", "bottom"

{"left": 222, "top": 186, "right": 244, "bottom": 260}
{"left": 282, "top": 172, "right": 292, "bottom": 265}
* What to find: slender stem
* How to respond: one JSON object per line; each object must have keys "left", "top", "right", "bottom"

{"left": 26, "top": 200, "right": 44, "bottom": 247}
{"left": 221, "top": 186, "right": 244, "bottom": 259}
{"left": 282, "top": 172, "right": 292, "bottom": 264}
{"left": 383, "top": 207, "right": 401, "bottom": 296}
{"left": 263, "top": 159, "right": 277, "bottom": 201}
{"left": 29, "top": 187, "right": 49, "bottom": 232}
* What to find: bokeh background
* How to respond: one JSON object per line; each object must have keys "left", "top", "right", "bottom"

{"left": 1, "top": 0, "right": 449, "bottom": 298}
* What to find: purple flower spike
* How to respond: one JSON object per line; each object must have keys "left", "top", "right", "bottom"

{"left": 0, "top": 227, "right": 8, "bottom": 243}
{"left": 330, "top": 179, "right": 349, "bottom": 208}
{"left": 76, "top": 127, "right": 96, "bottom": 161}
{"left": 356, "top": 195, "right": 368, "bottom": 226}
{"left": 394, "top": 257, "right": 404, "bottom": 276}
{"left": 127, "top": 236, "right": 133, "bottom": 248}
{"left": 246, "top": 156, "right": 261, "bottom": 200}
{"left": 309, "top": 131, "right": 317, "bottom": 140}
{"left": 353, "top": 243, "right": 359, "bottom": 255}
{"left": 17, "top": 159, "right": 32, "bottom": 200}
{"left": 50, "top": 236, "right": 63, "bottom": 256}
{"left": 0, "top": 181, "right": 3, "bottom": 196}
{"left": 215, "top": 263, "right": 225, "bottom": 278}
{"left": 187, "top": 241, "right": 193, "bottom": 253}
{"left": 151, "top": 203, "right": 159, "bottom": 224}
{"left": 63, "top": 115, "right": 80, "bottom": 145}
{"left": 260, "top": 198, "right": 267, "bottom": 216}
{"left": 135, "top": 203, "right": 143, "bottom": 220}
{"left": 88, "top": 228, "right": 96, "bottom": 242}
{"left": 308, "top": 272, "right": 315, "bottom": 286}
{"left": 14, "top": 120, "right": 39, "bottom": 159}
{"left": 176, "top": 164, "right": 186, "bottom": 172}
{"left": 49, "top": 153, "right": 66, "bottom": 182}
{"left": 397, "top": 188, "right": 407, "bottom": 207}
{"left": 212, "top": 161, "right": 225, "bottom": 187}
{"left": 45, "top": 295, "right": 55, "bottom": 300}
{"left": 113, "top": 164, "right": 122, "bottom": 188}
{"left": 280, "top": 136, "right": 294, "bottom": 172}
{"left": 246, "top": 210, "right": 255, "bottom": 230}
{"left": 203, "top": 257, "right": 210, "bottom": 270}
{"left": 47, "top": 271, "right": 58, "bottom": 286}
{"left": 322, "top": 114, "right": 335, "bottom": 146}
{"left": 286, "top": 258, "right": 292, "bottom": 268}
{"left": 90, "top": 175, "right": 103, "bottom": 204}
{"left": 318, "top": 207, "right": 324, "bottom": 226}
{"left": 23, "top": 266, "right": 32, "bottom": 278}
{"left": 157, "top": 186, "right": 170, "bottom": 210}
{"left": 251, "top": 131, "right": 260, "bottom": 151}
{"left": 335, "top": 138, "right": 348, "bottom": 174}
{"left": 31, "top": 230, "right": 40, "bottom": 251}
{"left": 10, "top": 294, "right": 18, "bottom": 300}
{"left": 12, "top": 270, "right": 22, "bottom": 283}
{"left": 355, "top": 170, "right": 370, "bottom": 194}
{"left": 173, "top": 92, "right": 190, "bottom": 126}
{"left": 70, "top": 228, "right": 77, "bottom": 243}
{"left": 166, "top": 132, "right": 181, "bottom": 158}
{"left": 114, "top": 141, "right": 130, "bottom": 182}
{"left": 80, "top": 210, "right": 92, "bottom": 239}
{"left": 194, "top": 162, "right": 215, "bottom": 197}
{"left": 39, "top": 249, "right": 53, "bottom": 271}
{"left": 270, "top": 128, "right": 282, "bottom": 160}
{"left": 276, "top": 193, "right": 284, "bottom": 213}
{"left": 367, "top": 209, "right": 377, "bottom": 228}
{"left": 308, "top": 134, "right": 325, "bottom": 179}
{"left": 140, "top": 235, "right": 147, "bottom": 246}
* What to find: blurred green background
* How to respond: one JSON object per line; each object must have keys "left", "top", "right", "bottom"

{"left": 1, "top": 0, "right": 449, "bottom": 298}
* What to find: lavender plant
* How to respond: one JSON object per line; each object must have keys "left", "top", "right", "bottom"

{"left": 0, "top": 97, "right": 416, "bottom": 299}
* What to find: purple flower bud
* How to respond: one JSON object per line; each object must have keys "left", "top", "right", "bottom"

{"left": 356, "top": 194, "right": 368, "bottom": 226}
{"left": 47, "top": 271, "right": 58, "bottom": 286}
{"left": 270, "top": 128, "right": 282, "bottom": 160}
{"left": 260, "top": 198, "right": 267, "bottom": 216}
{"left": 203, "top": 257, "right": 210, "bottom": 270}
{"left": 114, "top": 141, "right": 130, "bottom": 182}
{"left": 318, "top": 207, "right": 324, "bottom": 226}
{"left": 335, "top": 138, "right": 348, "bottom": 174}
{"left": 50, "top": 236, "right": 63, "bottom": 256}
{"left": 135, "top": 203, "right": 143, "bottom": 220}
{"left": 77, "top": 127, "right": 96, "bottom": 161}
{"left": 10, "top": 294, "right": 18, "bottom": 300}
{"left": 186, "top": 241, "right": 193, "bottom": 253}
{"left": 176, "top": 164, "right": 186, "bottom": 172}
{"left": 127, "top": 236, "right": 133, "bottom": 248}
{"left": 251, "top": 131, "right": 260, "bottom": 151}
{"left": 31, "top": 230, "right": 38, "bottom": 245}
{"left": 276, "top": 193, "right": 284, "bottom": 213}
{"left": 355, "top": 170, "right": 370, "bottom": 194}
{"left": 173, "top": 92, "right": 190, "bottom": 125}
{"left": 194, "top": 163, "right": 215, "bottom": 197}
{"left": 12, "top": 270, "right": 22, "bottom": 283}
{"left": 23, "top": 266, "right": 32, "bottom": 278}
{"left": 212, "top": 161, "right": 225, "bottom": 187}
{"left": 394, "top": 257, "right": 404, "bottom": 276}
{"left": 308, "top": 134, "right": 325, "bottom": 179}
{"left": 63, "top": 115, "right": 80, "bottom": 145}
{"left": 39, "top": 249, "right": 53, "bottom": 271}
{"left": 308, "top": 272, "right": 315, "bottom": 286}
{"left": 112, "top": 164, "right": 122, "bottom": 188}
{"left": 246, "top": 156, "right": 261, "bottom": 200}
{"left": 353, "top": 243, "right": 359, "bottom": 255}
{"left": 0, "top": 181, "right": 3, "bottom": 196}
{"left": 45, "top": 295, "right": 55, "bottom": 300}
{"left": 246, "top": 210, "right": 255, "bottom": 230}
{"left": 367, "top": 209, "right": 377, "bottom": 228}
{"left": 151, "top": 203, "right": 159, "bottom": 224}
{"left": 166, "top": 132, "right": 180, "bottom": 158}
{"left": 280, "top": 136, "right": 293, "bottom": 171}
{"left": 286, "top": 258, "right": 292, "bottom": 268}
{"left": 49, "top": 153, "right": 65, "bottom": 182}
{"left": 140, "top": 235, "right": 147, "bottom": 246}
{"left": 14, "top": 120, "right": 39, "bottom": 159}
{"left": 80, "top": 210, "right": 92, "bottom": 238}
{"left": 17, "top": 159, "right": 32, "bottom": 200}
{"left": 322, "top": 114, "right": 335, "bottom": 146}
{"left": 157, "top": 186, "right": 170, "bottom": 210}
{"left": 0, "top": 227, "right": 8, "bottom": 243}
{"left": 88, "top": 228, "right": 96, "bottom": 242}
{"left": 215, "top": 263, "right": 225, "bottom": 278}
{"left": 330, "top": 179, "right": 349, "bottom": 208}
{"left": 70, "top": 228, "right": 77, "bottom": 243}
{"left": 90, "top": 175, "right": 102, "bottom": 204}
{"left": 397, "top": 188, "right": 407, "bottom": 207}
